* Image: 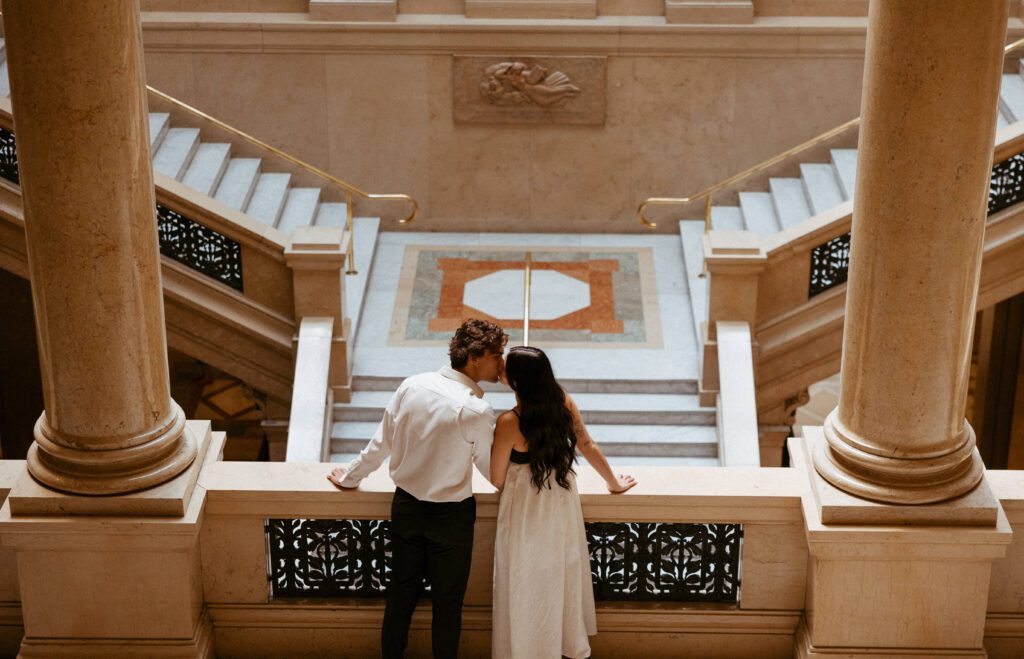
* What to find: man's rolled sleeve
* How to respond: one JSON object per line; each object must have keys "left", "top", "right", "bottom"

{"left": 462, "top": 405, "right": 497, "bottom": 481}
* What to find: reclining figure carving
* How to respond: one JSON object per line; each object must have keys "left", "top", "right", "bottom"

{"left": 479, "top": 61, "right": 581, "bottom": 108}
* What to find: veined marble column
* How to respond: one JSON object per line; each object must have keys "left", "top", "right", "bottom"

{"left": 815, "top": 0, "right": 1008, "bottom": 504}
{"left": 4, "top": 0, "right": 196, "bottom": 494}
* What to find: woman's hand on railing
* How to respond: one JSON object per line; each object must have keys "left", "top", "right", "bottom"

{"left": 606, "top": 473, "right": 637, "bottom": 494}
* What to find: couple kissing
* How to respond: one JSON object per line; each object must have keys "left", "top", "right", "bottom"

{"left": 328, "top": 318, "right": 637, "bottom": 659}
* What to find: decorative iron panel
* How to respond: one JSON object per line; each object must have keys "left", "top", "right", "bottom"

{"left": 808, "top": 232, "right": 851, "bottom": 298}
{"left": 156, "top": 204, "right": 243, "bottom": 291}
{"left": 267, "top": 518, "right": 395, "bottom": 598}
{"left": 0, "top": 127, "right": 18, "bottom": 184}
{"left": 989, "top": 152, "right": 1024, "bottom": 215}
{"left": 267, "top": 518, "right": 742, "bottom": 604}
{"left": 586, "top": 522, "right": 742, "bottom": 603}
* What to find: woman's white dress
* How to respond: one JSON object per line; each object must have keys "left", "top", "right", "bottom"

{"left": 492, "top": 456, "right": 597, "bottom": 659}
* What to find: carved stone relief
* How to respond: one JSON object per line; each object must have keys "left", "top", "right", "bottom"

{"left": 453, "top": 55, "right": 606, "bottom": 125}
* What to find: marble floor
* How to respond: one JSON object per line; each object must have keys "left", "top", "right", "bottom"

{"left": 353, "top": 231, "right": 700, "bottom": 384}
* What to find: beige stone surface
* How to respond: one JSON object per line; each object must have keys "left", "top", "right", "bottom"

{"left": 200, "top": 515, "right": 269, "bottom": 604}
{"left": 141, "top": 18, "right": 869, "bottom": 232}
{"left": 816, "top": 0, "right": 1010, "bottom": 505}
{"left": 740, "top": 522, "right": 808, "bottom": 611}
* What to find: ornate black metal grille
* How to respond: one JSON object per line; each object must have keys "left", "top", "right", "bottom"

{"left": 586, "top": 522, "right": 741, "bottom": 602}
{"left": 0, "top": 127, "right": 18, "bottom": 184}
{"left": 808, "top": 232, "right": 851, "bottom": 298}
{"left": 156, "top": 204, "right": 243, "bottom": 292}
{"left": 267, "top": 518, "right": 395, "bottom": 597}
{"left": 266, "top": 518, "right": 743, "bottom": 603}
{"left": 989, "top": 152, "right": 1024, "bottom": 215}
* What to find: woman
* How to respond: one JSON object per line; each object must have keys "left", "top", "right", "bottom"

{"left": 490, "top": 346, "right": 637, "bottom": 659}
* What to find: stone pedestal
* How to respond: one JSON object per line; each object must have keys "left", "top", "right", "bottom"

{"left": 792, "top": 435, "right": 1011, "bottom": 657}
{"left": 0, "top": 424, "right": 223, "bottom": 658}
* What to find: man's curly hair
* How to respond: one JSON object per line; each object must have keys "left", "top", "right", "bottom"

{"left": 449, "top": 319, "right": 508, "bottom": 368}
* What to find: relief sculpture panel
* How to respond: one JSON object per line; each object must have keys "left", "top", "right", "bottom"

{"left": 453, "top": 55, "right": 607, "bottom": 125}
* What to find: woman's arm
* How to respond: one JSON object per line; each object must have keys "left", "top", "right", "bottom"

{"left": 489, "top": 412, "right": 518, "bottom": 491}
{"left": 567, "top": 394, "right": 637, "bottom": 494}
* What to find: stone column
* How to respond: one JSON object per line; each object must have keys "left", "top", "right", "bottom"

{"left": 815, "top": 0, "right": 1008, "bottom": 505}
{"left": 3, "top": 0, "right": 195, "bottom": 494}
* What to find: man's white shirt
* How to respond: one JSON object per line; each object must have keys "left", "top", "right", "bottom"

{"left": 338, "top": 367, "right": 497, "bottom": 502}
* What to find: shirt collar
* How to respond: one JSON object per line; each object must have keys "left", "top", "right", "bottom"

{"left": 439, "top": 366, "right": 485, "bottom": 398}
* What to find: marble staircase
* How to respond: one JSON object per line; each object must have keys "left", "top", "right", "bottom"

{"left": 679, "top": 62, "right": 1024, "bottom": 345}
{"left": 0, "top": 40, "right": 360, "bottom": 237}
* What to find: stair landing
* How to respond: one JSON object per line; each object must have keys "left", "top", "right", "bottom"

{"left": 335, "top": 231, "right": 714, "bottom": 467}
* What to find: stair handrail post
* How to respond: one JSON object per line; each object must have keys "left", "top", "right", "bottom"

{"left": 284, "top": 226, "right": 354, "bottom": 405}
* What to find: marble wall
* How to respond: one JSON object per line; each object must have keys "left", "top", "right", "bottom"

{"left": 142, "top": 30, "right": 866, "bottom": 233}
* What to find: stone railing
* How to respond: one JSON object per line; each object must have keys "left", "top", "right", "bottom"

{"left": 1, "top": 459, "right": 1024, "bottom": 655}
{"left": 283, "top": 317, "right": 335, "bottom": 463}
{"left": 199, "top": 462, "right": 807, "bottom": 657}
{"left": 702, "top": 122, "right": 1024, "bottom": 444}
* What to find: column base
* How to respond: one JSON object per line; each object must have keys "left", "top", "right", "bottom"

{"left": 8, "top": 421, "right": 213, "bottom": 517}
{"left": 794, "top": 617, "right": 986, "bottom": 657}
{"left": 18, "top": 610, "right": 214, "bottom": 659}
{"left": 27, "top": 401, "right": 197, "bottom": 496}
{"left": 800, "top": 427, "right": 999, "bottom": 526}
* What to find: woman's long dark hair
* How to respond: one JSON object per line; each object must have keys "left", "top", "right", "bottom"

{"left": 504, "top": 346, "right": 577, "bottom": 491}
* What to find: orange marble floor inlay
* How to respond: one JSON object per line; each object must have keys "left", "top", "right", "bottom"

{"left": 428, "top": 257, "right": 623, "bottom": 333}
{"left": 389, "top": 246, "right": 662, "bottom": 349}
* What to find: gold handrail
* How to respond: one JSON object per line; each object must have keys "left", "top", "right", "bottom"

{"left": 147, "top": 87, "right": 419, "bottom": 227}
{"left": 637, "top": 36, "right": 1024, "bottom": 231}
{"left": 522, "top": 251, "right": 533, "bottom": 346}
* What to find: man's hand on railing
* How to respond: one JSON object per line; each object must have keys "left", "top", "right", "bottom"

{"left": 327, "top": 466, "right": 355, "bottom": 489}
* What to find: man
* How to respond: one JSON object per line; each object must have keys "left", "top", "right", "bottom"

{"left": 328, "top": 318, "right": 508, "bottom": 659}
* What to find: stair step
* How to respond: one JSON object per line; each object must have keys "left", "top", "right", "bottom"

{"left": 315, "top": 202, "right": 348, "bottom": 228}
{"left": 768, "top": 177, "right": 811, "bottom": 229}
{"left": 350, "top": 374, "right": 698, "bottom": 395}
{"left": 738, "top": 191, "right": 780, "bottom": 237}
{"left": 214, "top": 158, "right": 261, "bottom": 210}
{"left": 181, "top": 142, "right": 231, "bottom": 196}
{"left": 276, "top": 187, "right": 322, "bottom": 232}
{"left": 245, "top": 172, "right": 292, "bottom": 227}
{"left": 800, "top": 163, "right": 845, "bottom": 215}
{"left": 997, "top": 108, "right": 1010, "bottom": 132}
{"left": 334, "top": 391, "right": 715, "bottom": 426}
{"left": 709, "top": 206, "right": 743, "bottom": 231}
{"left": 152, "top": 127, "right": 201, "bottom": 181}
{"left": 148, "top": 112, "right": 171, "bottom": 151}
{"left": 1001, "top": 74, "right": 1024, "bottom": 122}
{"left": 330, "top": 422, "right": 718, "bottom": 458}
{"left": 831, "top": 149, "right": 858, "bottom": 200}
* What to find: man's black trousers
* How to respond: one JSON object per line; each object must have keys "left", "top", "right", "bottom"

{"left": 381, "top": 487, "right": 476, "bottom": 659}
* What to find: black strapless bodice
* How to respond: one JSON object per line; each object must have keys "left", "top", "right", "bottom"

{"left": 510, "top": 448, "right": 530, "bottom": 465}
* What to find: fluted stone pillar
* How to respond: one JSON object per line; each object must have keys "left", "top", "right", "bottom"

{"left": 4, "top": 0, "right": 196, "bottom": 495}
{"left": 814, "top": 0, "right": 1008, "bottom": 506}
